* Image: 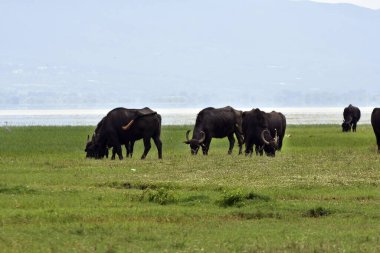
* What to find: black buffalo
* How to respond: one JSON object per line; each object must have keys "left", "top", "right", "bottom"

{"left": 242, "top": 109, "right": 286, "bottom": 157}
{"left": 342, "top": 104, "right": 361, "bottom": 132}
{"left": 85, "top": 117, "right": 132, "bottom": 159}
{"left": 184, "top": 106, "right": 244, "bottom": 155}
{"left": 85, "top": 107, "right": 162, "bottom": 160}
{"left": 371, "top": 108, "right": 380, "bottom": 153}
{"left": 85, "top": 117, "right": 109, "bottom": 158}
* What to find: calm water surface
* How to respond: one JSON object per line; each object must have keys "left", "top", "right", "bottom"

{"left": 0, "top": 107, "right": 374, "bottom": 126}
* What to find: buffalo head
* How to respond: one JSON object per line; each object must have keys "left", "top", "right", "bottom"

{"left": 260, "top": 129, "right": 279, "bottom": 156}
{"left": 341, "top": 117, "right": 352, "bottom": 132}
{"left": 184, "top": 130, "right": 206, "bottom": 155}
{"left": 85, "top": 134, "right": 96, "bottom": 158}
{"left": 85, "top": 134, "right": 108, "bottom": 159}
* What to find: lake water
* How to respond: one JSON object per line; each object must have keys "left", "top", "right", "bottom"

{"left": 0, "top": 107, "right": 374, "bottom": 126}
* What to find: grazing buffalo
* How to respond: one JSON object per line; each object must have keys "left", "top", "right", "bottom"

{"left": 371, "top": 108, "right": 380, "bottom": 153}
{"left": 342, "top": 104, "right": 361, "bottom": 132}
{"left": 85, "top": 107, "right": 162, "bottom": 160}
{"left": 184, "top": 106, "right": 244, "bottom": 155}
{"left": 242, "top": 109, "right": 286, "bottom": 157}
{"left": 85, "top": 117, "right": 109, "bottom": 158}
{"left": 85, "top": 117, "right": 132, "bottom": 159}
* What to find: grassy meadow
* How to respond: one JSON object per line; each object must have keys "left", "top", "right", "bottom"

{"left": 0, "top": 124, "right": 379, "bottom": 252}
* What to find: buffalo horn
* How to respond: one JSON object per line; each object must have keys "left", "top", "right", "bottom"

{"left": 198, "top": 131, "right": 206, "bottom": 143}
{"left": 122, "top": 119, "right": 135, "bottom": 131}
{"left": 261, "top": 129, "right": 271, "bottom": 145}
{"left": 87, "top": 135, "right": 90, "bottom": 142}
{"left": 186, "top": 130, "right": 191, "bottom": 141}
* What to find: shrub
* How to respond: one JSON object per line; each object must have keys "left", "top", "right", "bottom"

{"left": 305, "top": 207, "right": 331, "bottom": 218}
{"left": 220, "top": 189, "right": 271, "bottom": 207}
{"left": 220, "top": 189, "right": 246, "bottom": 207}
{"left": 140, "top": 188, "right": 177, "bottom": 205}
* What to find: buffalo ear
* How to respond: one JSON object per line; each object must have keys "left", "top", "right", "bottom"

{"left": 183, "top": 141, "right": 190, "bottom": 144}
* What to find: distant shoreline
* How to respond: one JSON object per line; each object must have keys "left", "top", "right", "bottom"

{"left": 0, "top": 107, "right": 375, "bottom": 126}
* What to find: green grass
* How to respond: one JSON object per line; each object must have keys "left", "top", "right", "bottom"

{"left": 0, "top": 124, "right": 379, "bottom": 252}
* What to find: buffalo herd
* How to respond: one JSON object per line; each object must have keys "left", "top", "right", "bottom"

{"left": 85, "top": 105, "right": 380, "bottom": 159}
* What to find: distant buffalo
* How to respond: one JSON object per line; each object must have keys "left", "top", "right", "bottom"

{"left": 85, "top": 107, "right": 162, "bottom": 160}
{"left": 242, "top": 109, "right": 286, "bottom": 157}
{"left": 371, "top": 108, "right": 380, "bottom": 153}
{"left": 342, "top": 104, "right": 361, "bottom": 132}
{"left": 184, "top": 106, "right": 244, "bottom": 155}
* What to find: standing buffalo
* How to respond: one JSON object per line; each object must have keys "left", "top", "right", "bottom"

{"left": 242, "top": 108, "right": 286, "bottom": 157}
{"left": 184, "top": 106, "right": 244, "bottom": 155}
{"left": 342, "top": 104, "right": 361, "bottom": 132}
{"left": 85, "top": 107, "right": 162, "bottom": 160}
{"left": 371, "top": 108, "right": 380, "bottom": 153}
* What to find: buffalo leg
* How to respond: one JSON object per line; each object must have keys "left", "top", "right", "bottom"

{"left": 103, "top": 147, "right": 109, "bottom": 159}
{"left": 353, "top": 122, "right": 357, "bottom": 132}
{"left": 111, "top": 148, "right": 116, "bottom": 160}
{"left": 244, "top": 140, "right": 254, "bottom": 157}
{"left": 375, "top": 132, "right": 380, "bottom": 153}
{"left": 153, "top": 136, "right": 163, "bottom": 159}
{"left": 235, "top": 132, "right": 244, "bottom": 155}
{"left": 125, "top": 143, "right": 131, "bottom": 158}
{"left": 112, "top": 145, "right": 123, "bottom": 160}
{"left": 255, "top": 145, "right": 264, "bottom": 156}
{"left": 227, "top": 134, "right": 235, "bottom": 155}
{"left": 116, "top": 145, "right": 123, "bottom": 160}
{"left": 278, "top": 137, "right": 284, "bottom": 151}
{"left": 141, "top": 137, "right": 151, "bottom": 159}
{"left": 129, "top": 140, "right": 135, "bottom": 158}
{"left": 202, "top": 138, "right": 211, "bottom": 155}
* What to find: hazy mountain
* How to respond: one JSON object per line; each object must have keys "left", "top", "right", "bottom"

{"left": 0, "top": 0, "right": 379, "bottom": 109}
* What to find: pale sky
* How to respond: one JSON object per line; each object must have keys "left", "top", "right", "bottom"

{"left": 311, "top": 0, "right": 380, "bottom": 9}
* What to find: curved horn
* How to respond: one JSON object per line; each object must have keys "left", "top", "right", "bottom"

{"left": 87, "top": 135, "right": 90, "bottom": 142}
{"left": 186, "top": 130, "right": 191, "bottom": 141}
{"left": 122, "top": 119, "right": 135, "bottom": 131}
{"left": 198, "top": 131, "right": 206, "bottom": 143}
{"left": 261, "top": 129, "right": 271, "bottom": 145}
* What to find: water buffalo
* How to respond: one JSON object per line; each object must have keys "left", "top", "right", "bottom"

{"left": 342, "top": 104, "right": 361, "bottom": 132}
{"left": 184, "top": 106, "right": 244, "bottom": 155}
{"left": 371, "top": 108, "right": 380, "bottom": 153}
{"left": 242, "top": 109, "right": 286, "bottom": 157}
{"left": 85, "top": 107, "right": 162, "bottom": 160}
{"left": 85, "top": 117, "right": 132, "bottom": 159}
